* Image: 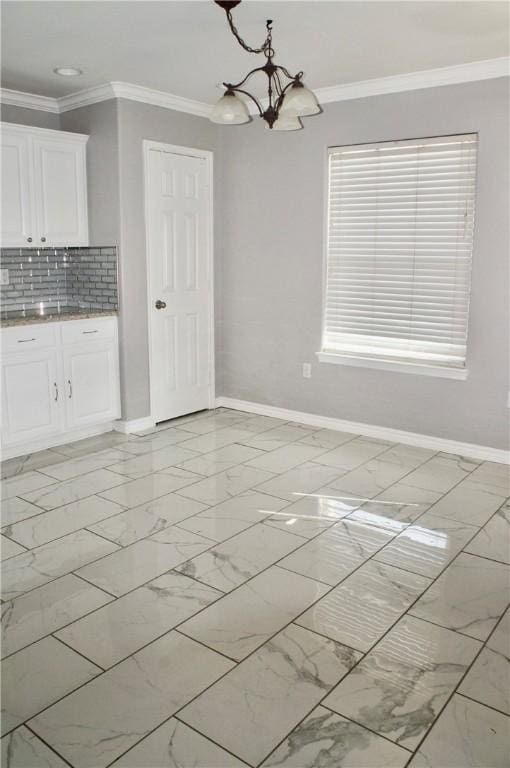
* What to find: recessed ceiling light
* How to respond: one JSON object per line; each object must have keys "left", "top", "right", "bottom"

{"left": 53, "top": 67, "right": 83, "bottom": 77}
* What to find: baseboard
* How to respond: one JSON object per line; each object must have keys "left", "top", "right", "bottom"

{"left": 216, "top": 397, "right": 509, "bottom": 465}
{"left": 1, "top": 422, "right": 115, "bottom": 461}
{"left": 113, "top": 416, "right": 155, "bottom": 434}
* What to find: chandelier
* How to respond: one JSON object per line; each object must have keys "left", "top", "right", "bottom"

{"left": 211, "top": 0, "right": 321, "bottom": 130}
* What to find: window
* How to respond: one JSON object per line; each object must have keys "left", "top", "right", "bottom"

{"left": 320, "top": 134, "right": 478, "bottom": 376}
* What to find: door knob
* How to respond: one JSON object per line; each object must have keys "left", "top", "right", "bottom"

{"left": 155, "top": 300, "right": 167, "bottom": 310}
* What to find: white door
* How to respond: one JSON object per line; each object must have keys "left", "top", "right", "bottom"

{"left": 146, "top": 146, "right": 213, "bottom": 423}
{"left": 32, "top": 136, "right": 88, "bottom": 247}
{"left": 63, "top": 343, "right": 120, "bottom": 428}
{"left": 1, "top": 351, "right": 62, "bottom": 445}
{"left": 1, "top": 129, "right": 35, "bottom": 247}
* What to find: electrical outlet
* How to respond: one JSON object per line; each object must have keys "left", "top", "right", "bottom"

{"left": 0, "top": 269, "right": 9, "bottom": 286}
{"left": 302, "top": 363, "right": 312, "bottom": 379}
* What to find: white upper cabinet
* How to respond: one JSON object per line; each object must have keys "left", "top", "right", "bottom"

{"left": 32, "top": 135, "right": 89, "bottom": 246}
{"left": 1, "top": 123, "right": 89, "bottom": 248}
{"left": 1, "top": 129, "right": 34, "bottom": 246}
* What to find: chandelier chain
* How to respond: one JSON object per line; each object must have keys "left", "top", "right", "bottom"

{"left": 225, "top": 9, "right": 273, "bottom": 56}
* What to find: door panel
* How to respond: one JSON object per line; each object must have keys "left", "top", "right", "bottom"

{"left": 162, "top": 211, "right": 177, "bottom": 291}
{"left": 147, "top": 148, "right": 212, "bottom": 422}
{"left": 1, "top": 351, "right": 61, "bottom": 445}
{"left": 162, "top": 315, "right": 177, "bottom": 393}
{"left": 63, "top": 344, "right": 120, "bottom": 428}
{"left": 32, "top": 137, "right": 88, "bottom": 247}
{"left": 1, "top": 130, "right": 34, "bottom": 247}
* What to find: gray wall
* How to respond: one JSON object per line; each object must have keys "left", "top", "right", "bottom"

{"left": 115, "top": 99, "right": 218, "bottom": 420}
{"left": 217, "top": 78, "right": 509, "bottom": 450}
{"left": 1, "top": 103, "right": 60, "bottom": 129}
{"left": 60, "top": 100, "right": 120, "bottom": 247}
{"left": 4, "top": 78, "right": 508, "bottom": 448}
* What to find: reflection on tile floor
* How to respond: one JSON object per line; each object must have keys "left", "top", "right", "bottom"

{"left": 1, "top": 408, "right": 509, "bottom": 767}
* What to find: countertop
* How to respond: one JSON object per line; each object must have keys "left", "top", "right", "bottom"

{"left": 1, "top": 307, "right": 118, "bottom": 328}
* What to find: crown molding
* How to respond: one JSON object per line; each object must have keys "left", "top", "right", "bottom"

{"left": 0, "top": 81, "right": 211, "bottom": 117}
{"left": 109, "top": 82, "right": 211, "bottom": 118}
{"left": 315, "top": 57, "right": 510, "bottom": 105}
{"left": 245, "top": 56, "right": 510, "bottom": 114}
{"left": 57, "top": 81, "right": 211, "bottom": 117}
{"left": 58, "top": 83, "right": 116, "bottom": 112}
{"left": 1, "top": 57, "right": 508, "bottom": 119}
{"left": 0, "top": 87, "right": 60, "bottom": 114}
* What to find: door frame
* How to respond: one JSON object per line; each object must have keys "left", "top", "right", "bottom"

{"left": 143, "top": 140, "right": 215, "bottom": 424}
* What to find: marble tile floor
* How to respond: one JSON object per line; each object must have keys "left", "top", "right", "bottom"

{"left": 1, "top": 407, "right": 509, "bottom": 768}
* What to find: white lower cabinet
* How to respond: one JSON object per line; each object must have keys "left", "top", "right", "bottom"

{"left": 2, "top": 350, "right": 62, "bottom": 444}
{"left": 63, "top": 343, "right": 119, "bottom": 428}
{"left": 1, "top": 316, "right": 120, "bottom": 456}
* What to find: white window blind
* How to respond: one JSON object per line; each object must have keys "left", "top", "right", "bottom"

{"left": 323, "top": 134, "right": 478, "bottom": 369}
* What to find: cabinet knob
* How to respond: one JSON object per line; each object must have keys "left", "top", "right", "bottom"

{"left": 41, "top": 237, "right": 46, "bottom": 243}
{"left": 27, "top": 237, "right": 32, "bottom": 243}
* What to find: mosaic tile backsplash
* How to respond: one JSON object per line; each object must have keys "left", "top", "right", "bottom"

{"left": 0, "top": 247, "right": 118, "bottom": 315}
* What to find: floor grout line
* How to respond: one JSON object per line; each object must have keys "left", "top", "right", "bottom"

{"left": 173, "top": 627, "right": 238, "bottom": 663}
{"left": 70, "top": 570, "right": 119, "bottom": 598}
{"left": 3, "top": 504, "right": 130, "bottom": 551}
{"left": 455, "top": 690, "right": 510, "bottom": 719}
{"left": 22, "top": 723, "right": 76, "bottom": 767}
{"left": 312, "top": 704, "right": 415, "bottom": 753}
{"left": 51, "top": 633, "right": 106, "bottom": 672}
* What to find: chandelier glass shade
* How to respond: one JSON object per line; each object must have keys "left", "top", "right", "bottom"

{"left": 280, "top": 82, "right": 320, "bottom": 117}
{"left": 270, "top": 114, "right": 302, "bottom": 131}
{"left": 211, "top": 0, "right": 320, "bottom": 130}
{"left": 210, "top": 90, "right": 251, "bottom": 124}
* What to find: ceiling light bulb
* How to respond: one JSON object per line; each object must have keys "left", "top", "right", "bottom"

{"left": 53, "top": 67, "right": 83, "bottom": 77}
{"left": 280, "top": 82, "right": 320, "bottom": 117}
{"left": 210, "top": 90, "right": 251, "bottom": 124}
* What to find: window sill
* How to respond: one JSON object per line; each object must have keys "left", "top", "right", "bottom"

{"left": 316, "top": 352, "right": 468, "bottom": 380}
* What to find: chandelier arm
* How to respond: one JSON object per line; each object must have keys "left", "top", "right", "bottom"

{"left": 224, "top": 8, "right": 271, "bottom": 54}
{"left": 273, "top": 69, "right": 284, "bottom": 97}
{"left": 223, "top": 63, "right": 268, "bottom": 91}
{"left": 227, "top": 87, "right": 264, "bottom": 117}
{"left": 276, "top": 65, "right": 304, "bottom": 83}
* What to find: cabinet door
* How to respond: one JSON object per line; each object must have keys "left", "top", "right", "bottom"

{"left": 32, "top": 136, "right": 88, "bottom": 247}
{"left": 63, "top": 343, "right": 120, "bottom": 428}
{"left": 1, "top": 351, "right": 62, "bottom": 446}
{"left": 1, "top": 129, "right": 35, "bottom": 247}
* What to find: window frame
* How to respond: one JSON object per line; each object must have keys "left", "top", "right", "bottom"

{"left": 317, "top": 134, "right": 477, "bottom": 379}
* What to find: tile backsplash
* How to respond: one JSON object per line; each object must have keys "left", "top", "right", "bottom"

{"left": 0, "top": 247, "right": 118, "bottom": 314}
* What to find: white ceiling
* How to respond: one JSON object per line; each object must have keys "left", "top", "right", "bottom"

{"left": 2, "top": 1, "right": 509, "bottom": 103}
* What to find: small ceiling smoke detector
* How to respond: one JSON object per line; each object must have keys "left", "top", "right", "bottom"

{"left": 53, "top": 67, "right": 83, "bottom": 77}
